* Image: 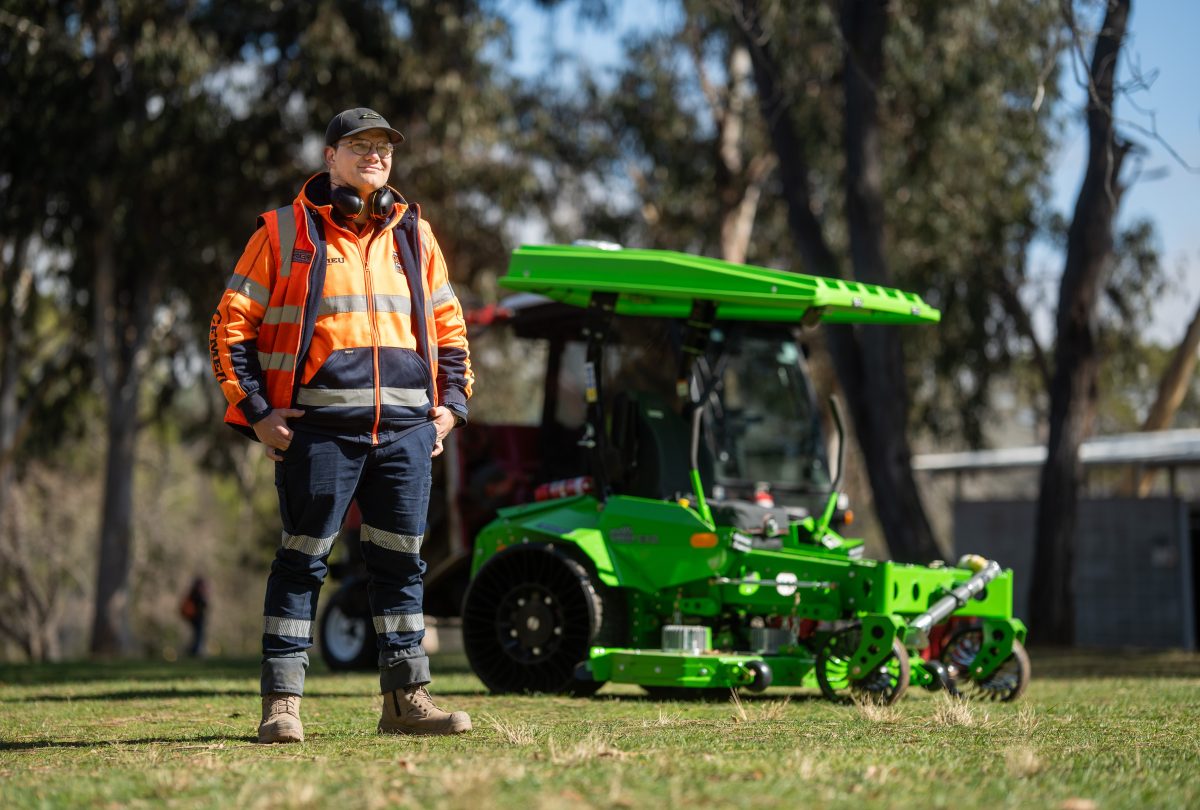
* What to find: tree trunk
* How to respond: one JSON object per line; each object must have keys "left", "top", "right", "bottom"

{"left": 1139, "top": 300, "right": 1200, "bottom": 433}
{"left": 88, "top": 179, "right": 158, "bottom": 655}
{"left": 1030, "top": 0, "right": 1132, "bottom": 645}
{"left": 1115, "top": 300, "right": 1200, "bottom": 496}
{"left": 0, "top": 236, "right": 32, "bottom": 524}
{"left": 734, "top": 0, "right": 940, "bottom": 562}
{"left": 91, "top": 387, "right": 140, "bottom": 655}
{"left": 837, "top": 0, "right": 940, "bottom": 562}
{"left": 713, "top": 44, "right": 776, "bottom": 265}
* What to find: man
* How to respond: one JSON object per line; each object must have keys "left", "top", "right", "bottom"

{"left": 210, "top": 107, "right": 474, "bottom": 743}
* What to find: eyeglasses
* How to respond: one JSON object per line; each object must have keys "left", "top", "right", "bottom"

{"left": 338, "top": 139, "right": 394, "bottom": 157}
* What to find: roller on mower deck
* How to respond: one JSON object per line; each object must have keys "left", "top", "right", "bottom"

{"left": 461, "top": 245, "right": 1031, "bottom": 705}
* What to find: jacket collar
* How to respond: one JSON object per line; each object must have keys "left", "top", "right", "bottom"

{"left": 298, "top": 172, "right": 408, "bottom": 230}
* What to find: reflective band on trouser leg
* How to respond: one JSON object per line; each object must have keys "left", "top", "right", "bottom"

{"left": 263, "top": 528, "right": 338, "bottom": 659}
{"left": 373, "top": 613, "right": 424, "bottom": 634}
{"left": 362, "top": 525, "right": 422, "bottom": 554}
{"left": 356, "top": 423, "right": 437, "bottom": 687}
{"left": 263, "top": 616, "right": 313, "bottom": 638}
{"left": 360, "top": 521, "right": 427, "bottom": 655}
{"left": 281, "top": 529, "right": 338, "bottom": 557}
{"left": 263, "top": 432, "right": 364, "bottom": 684}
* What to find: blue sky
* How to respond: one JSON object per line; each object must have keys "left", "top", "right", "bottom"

{"left": 505, "top": 1, "right": 1200, "bottom": 345}
{"left": 1049, "top": 1, "right": 1200, "bottom": 343}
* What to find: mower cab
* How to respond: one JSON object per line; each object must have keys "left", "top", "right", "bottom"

{"left": 461, "top": 244, "right": 1029, "bottom": 704}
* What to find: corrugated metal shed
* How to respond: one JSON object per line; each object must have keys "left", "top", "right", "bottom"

{"left": 916, "top": 430, "right": 1200, "bottom": 650}
{"left": 914, "top": 429, "right": 1200, "bottom": 473}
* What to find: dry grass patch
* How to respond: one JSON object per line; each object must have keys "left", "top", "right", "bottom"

{"left": 863, "top": 764, "right": 894, "bottom": 784}
{"left": 754, "top": 696, "right": 792, "bottom": 722}
{"left": 437, "top": 760, "right": 526, "bottom": 804}
{"left": 546, "top": 731, "right": 628, "bottom": 765}
{"left": 1057, "top": 799, "right": 1098, "bottom": 810}
{"left": 642, "top": 707, "right": 684, "bottom": 727}
{"left": 725, "top": 689, "right": 789, "bottom": 724}
{"left": 787, "top": 751, "right": 818, "bottom": 780}
{"left": 1014, "top": 705, "right": 1040, "bottom": 736}
{"left": 728, "top": 689, "right": 749, "bottom": 723}
{"left": 929, "top": 693, "right": 989, "bottom": 728}
{"left": 483, "top": 712, "right": 538, "bottom": 745}
{"left": 1005, "top": 745, "right": 1044, "bottom": 778}
{"left": 852, "top": 695, "right": 900, "bottom": 724}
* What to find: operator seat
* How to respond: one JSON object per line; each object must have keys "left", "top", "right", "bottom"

{"left": 608, "top": 391, "right": 793, "bottom": 542}
{"left": 610, "top": 391, "right": 713, "bottom": 502}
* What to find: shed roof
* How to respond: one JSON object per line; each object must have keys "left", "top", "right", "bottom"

{"left": 913, "top": 429, "right": 1200, "bottom": 473}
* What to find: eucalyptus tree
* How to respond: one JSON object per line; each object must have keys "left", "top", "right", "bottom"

{"left": 1031, "top": 0, "right": 1134, "bottom": 644}
{"left": 5, "top": 0, "right": 549, "bottom": 654}
{"left": 713, "top": 0, "right": 1063, "bottom": 560}
{"left": 521, "top": 0, "right": 1065, "bottom": 560}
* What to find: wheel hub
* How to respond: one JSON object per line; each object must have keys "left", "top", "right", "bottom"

{"left": 497, "top": 586, "right": 564, "bottom": 662}
{"left": 515, "top": 601, "right": 554, "bottom": 646}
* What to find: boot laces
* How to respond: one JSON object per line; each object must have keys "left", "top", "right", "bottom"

{"left": 268, "top": 694, "right": 300, "bottom": 718}
{"left": 407, "top": 685, "right": 439, "bottom": 715}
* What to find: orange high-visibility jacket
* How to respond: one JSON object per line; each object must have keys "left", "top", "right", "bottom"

{"left": 209, "top": 173, "right": 473, "bottom": 444}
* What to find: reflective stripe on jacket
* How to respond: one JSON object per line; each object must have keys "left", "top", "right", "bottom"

{"left": 210, "top": 173, "right": 473, "bottom": 442}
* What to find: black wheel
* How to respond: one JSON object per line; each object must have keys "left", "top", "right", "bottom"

{"left": 462, "top": 544, "right": 609, "bottom": 695}
{"left": 816, "top": 626, "right": 910, "bottom": 705}
{"left": 318, "top": 581, "right": 377, "bottom": 671}
{"left": 745, "top": 660, "right": 773, "bottom": 692}
{"left": 940, "top": 628, "right": 1031, "bottom": 702}
{"left": 921, "top": 659, "right": 960, "bottom": 696}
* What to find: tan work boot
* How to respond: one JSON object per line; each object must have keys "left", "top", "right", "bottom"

{"left": 257, "top": 693, "right": 304, "bottom": 743}
{"left": 378, "top": 685, "right": 472, "bottom": 736}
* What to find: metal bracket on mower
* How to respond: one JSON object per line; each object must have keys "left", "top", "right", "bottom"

{"left": 583, "top": 647, "right": 768, "bottom": 689}
{"left": 849, "top": 614, "right": 905, "bottom": 678}
{"left": 968, "top": 618, "right": 1026, "bottom": 680}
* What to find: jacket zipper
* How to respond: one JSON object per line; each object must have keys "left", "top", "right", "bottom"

{"left": 356, "top": 229, "right": 384, "bottom": 445}
{"left": 411, "top": 215, "right": 436, "bottom": 408}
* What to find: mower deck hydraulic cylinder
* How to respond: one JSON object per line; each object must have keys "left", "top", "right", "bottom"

{"left": 904, "top": 560, "right": 1001, "bottom": 647}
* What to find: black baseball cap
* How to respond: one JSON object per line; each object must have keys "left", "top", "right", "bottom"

{"left": 324, "top": 107, "right": 405, "bottom": 146}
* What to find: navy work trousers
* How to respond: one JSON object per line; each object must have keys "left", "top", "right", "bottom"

{"left": 260, "top": 422, "right": 436, "bottom": 696}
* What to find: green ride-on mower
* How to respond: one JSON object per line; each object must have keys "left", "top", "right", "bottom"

{"left": 461, "top": 244, "right": 1030, "bottom": 704}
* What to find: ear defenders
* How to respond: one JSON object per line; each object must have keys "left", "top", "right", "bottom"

{"left": 331, "top": 185, "right": 396, "bottom": 222}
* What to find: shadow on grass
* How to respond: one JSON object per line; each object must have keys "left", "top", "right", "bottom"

{"left": 0, "top": 734, "right": 258, "bottom": 751}
{"left": 410, "top": 687, "right": 828, "bottom": 701}
{"left": 0, "top": 658, "right": 260, "bottom": 686}
{"left": 0, "top": 652, "right": 474, "bottom": 687}
{"left": 1, "top": 687, "right": 374, "bottom": 703}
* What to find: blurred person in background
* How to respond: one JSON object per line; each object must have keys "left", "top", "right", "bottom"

{"left": 179, "top": 576, "right": 210, "bottom": 658}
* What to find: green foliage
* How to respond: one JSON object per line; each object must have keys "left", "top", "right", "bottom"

{"left": 3, "top": 0, "right": 559, "bottom": 440}
{"left": 884, "top": 1, "right": 1064, "bottom": 446}
{"left": 1095, "top": 337, "right": 1200, "bottom": 435}
{"left": 531, "top": 0, "right": 1086, "bottom": 448}
{"left": 531, "top": 3, "right": 803, "bottom": 263}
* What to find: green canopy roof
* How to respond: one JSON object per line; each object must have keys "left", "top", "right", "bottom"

{"left": 500, "top": 245, "right": 940, "bottom": 325}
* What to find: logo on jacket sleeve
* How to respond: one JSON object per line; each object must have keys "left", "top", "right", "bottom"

{"left": 292, "top": 249, "right": 313, "bottom": 264}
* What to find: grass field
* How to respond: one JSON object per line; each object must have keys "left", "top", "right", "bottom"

{"left": 2, "top": 649, "right": 1198, "bottom": 809}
